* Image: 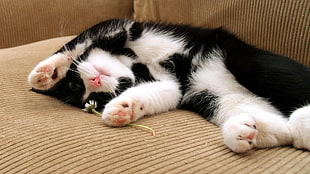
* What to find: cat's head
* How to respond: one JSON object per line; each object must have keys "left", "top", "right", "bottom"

{"left": 28, "top": 32, "right": 135, "bottom": 111}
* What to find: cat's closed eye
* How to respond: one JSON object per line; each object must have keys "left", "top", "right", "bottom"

{"left": 68, "top": 82, "right": 82, "bottom": 92}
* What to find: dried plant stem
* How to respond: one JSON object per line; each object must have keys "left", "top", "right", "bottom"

{"left": 91, "top": 108, "right": 156, "bottom": 136}
{"left": 128, "top": 124, "right": 156, "bottom": 136}
{"left": 92, "top": 109, "right": 102, "bottom": 117}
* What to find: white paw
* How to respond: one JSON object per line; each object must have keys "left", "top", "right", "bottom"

{"left": 102, "top": 96, "right": 145, "bottom": 127}
{"left": 222, "top": 114, "right": 258, "bottom": 153}
{"left": 28, "top": 53, "right": 72, "bottom": 90}
{"left": 288, "top": 106, "right": 310, "bottom": 151}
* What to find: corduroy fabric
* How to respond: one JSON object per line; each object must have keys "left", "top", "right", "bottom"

{"left": 1, "top": 0, "right": 310, "bottom": 173}
{"left": 0, "top": 36, "right": 309, "bottom": 174}
{"left": 134, "top": 0, "right": 310, "bottom": 66}
{"left": 0, "top": 0, "right": 133, "bottom": 49}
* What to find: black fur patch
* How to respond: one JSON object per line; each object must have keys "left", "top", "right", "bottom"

{"left": 129, "top": 22, "right": 143, "bottom": 41}
{"left": 116, "top": 77, "right": 134, "bottom": 94}
{"left": 181, "top": 90, "right": 220, "bottom": 120}
{"left": 56, "top": 19, "right": 122, "bottom": 53}
{"left": 131, "top": 63, "right": 155, "bottom": 83}
{"left": 160, "top": 53, "right": 192, "bottom": 93}
{"left": 227, "top": 53, "right": 310, "bottom": 115}
{"left": 95, "top": 31, "right": 136, "bottom": 58}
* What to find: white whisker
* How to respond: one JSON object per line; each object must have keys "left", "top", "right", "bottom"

{"left": 68, "top": 69, "right": 79, "bottom": 73}
{"left": 104, "top": 80, "right": 117, "bottom": 97}
{"left": 62, "top": 44, "right": 78, "bottom": 63}
{"left": 72, "top": 59, "right": 80, "bottom": 66}
{"left": 78, "top": 65, "right": 90, "bottom": 74}
{"left": 77, "top": 55, "right": 83, "bottom": 62}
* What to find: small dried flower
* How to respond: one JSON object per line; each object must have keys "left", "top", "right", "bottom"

{"left": 82, "top": 100, "right": 101, "bottom": 116}
{"left": 82, "top": 100, "right": 156, "bottom": 136}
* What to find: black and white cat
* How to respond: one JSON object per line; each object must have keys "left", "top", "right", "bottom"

{"left": 28, "top": 19, "right": 310, "bottom": 153}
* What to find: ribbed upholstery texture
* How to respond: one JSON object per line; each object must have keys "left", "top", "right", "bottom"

{"left": 1, "top": 0, "right": 310, "bottom": 173}
{"left": 0, "top": 0, "right": 133, "bottom": 49}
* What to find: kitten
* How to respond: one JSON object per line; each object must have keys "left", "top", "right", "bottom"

{"left": 28, "top": 19, "right": 310, "bottom": 153}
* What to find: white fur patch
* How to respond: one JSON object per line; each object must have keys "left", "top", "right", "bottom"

{"left": 127, "top": 30, "right": 185, "bottom": 64}
{"left": 86, "top": 48, "right": 134, "bottom": 78}
{"left": 288, "top": 105, "right": 310, "bottom": 150}
{"left": 191, "top": 49, "right": 250, "bottom": 95}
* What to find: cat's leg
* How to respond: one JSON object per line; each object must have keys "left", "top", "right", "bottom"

{"left": 218, "top": 100, "right": 292, "bottom": 153}
{"left": 102, "top": 81, "right": 182, "bottom": 127}
{"left": 288, "top": 105, "right": 310, "bottom": 150}
{"left": 183, "top": 90, "right": 293, "bottom": 153}
{"left": 188, "top": 49, "right": 292, "bottom": 152}
{"left": 28, "top": 39, "right": 92, "bottom": 90}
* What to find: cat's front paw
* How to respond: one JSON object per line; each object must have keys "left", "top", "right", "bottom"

{"left": 102, "top": 96, "right": 145, "bottom": 127}
{"left": 28, "top": 65, "right": 59, "bottom": 90}
{"left": 222, "top": 114, "right": 258, "bottom": 153}
{"left": 28, "top": 53, "right": 72, "bottom": 90}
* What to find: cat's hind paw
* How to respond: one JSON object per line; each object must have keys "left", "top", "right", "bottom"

{"left": 288, "top": 106, "right": 310, "bottom": 151}
{"left": 222, "top": 114, "right": 258, "bottom": 153}
{"left": 102, "top": 96, "right": 145, "bottom": 127}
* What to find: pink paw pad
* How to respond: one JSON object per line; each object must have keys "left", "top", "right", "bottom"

{"left": 117, "top": 111, "right": 127, "bottom": 116}
{"left": 40, "top": 67, "right": 53, "bottom": 73}
{"left": 244, "top": 123, "right": 256, "bottom": 140}
{"left": 67, "top": 55, "right": 74, "bottom": 61}
{"left": 38, "top": 76, "right": 48, "bottom": 83}
{"left": 117, "top": 118, "right": 127, "bottom": 124}
{"left": 246, "top": 132, "right": 255, "bottom": 140}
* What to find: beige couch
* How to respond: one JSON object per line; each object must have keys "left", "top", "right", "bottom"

{"left": 0, "top": 0, "right": 309, "bottom": 173}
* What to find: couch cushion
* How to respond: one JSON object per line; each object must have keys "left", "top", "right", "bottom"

{"left": 0, "top": 37, "right": 309, "bottom": 173}
{"left": 134, "top": 0, "right": 310, "bottom": 66}
{"left": 0, "top": 0, "right": 134, "bottom": 48}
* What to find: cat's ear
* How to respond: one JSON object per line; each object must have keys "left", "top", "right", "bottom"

{"left": 94, "top": 30, "right": 136, "bottom": 56}
{"left": 110, "top": 31, "right": 127, "bottom": 48}
{"left": 96, "top": 30, "right": 128, "bottom": 51}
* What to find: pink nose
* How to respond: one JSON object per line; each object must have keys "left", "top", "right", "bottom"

{"left": 90, "top": 76, "right": 101, "bottom": 87}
